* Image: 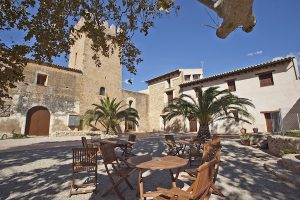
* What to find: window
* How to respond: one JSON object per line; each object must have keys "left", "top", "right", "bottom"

{"left": 227, "top": 80, "right": 236, "bottom": 92}
{"left": 166, "top": 79, "right": 171, "bottom": 88}
{"left": 75, "top": 52, "right": 78, "bottom": 66}
{"left": 99, "top": 87, "right": 105, "bottom": 95}
{"left": 184, "top": 75, "right": 191, "bottom": 81}
{"left": 259, "top": 73, "right": 274, "bottom": 87}
{"left": 193, "top": 74, "right": 201, "bottom": 80}
{"left": 36, "top": 73, "right": 48, "bottom": 86}
{"left": 166, "top": 91, "right": 173, "bottom": 105}
{"left": 68, "top": 115, "right": 80, "bottom": 127}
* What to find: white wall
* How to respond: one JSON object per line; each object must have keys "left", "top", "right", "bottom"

{"left": 182, "top": 59, "right": 300, "bottom": 134}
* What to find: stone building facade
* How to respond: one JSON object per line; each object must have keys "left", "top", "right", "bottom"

{"left": 0, "top": 20, "right": 299, "bottom": 136}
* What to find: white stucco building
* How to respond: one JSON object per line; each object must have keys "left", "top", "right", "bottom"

{"left": 177, "top": 57, "right": 300, "bottom": 134}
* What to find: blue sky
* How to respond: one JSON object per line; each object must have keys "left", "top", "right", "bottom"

{"left": 121, "top": 0, "right": 300, "bottom": 91}
{"left": 2, "top": 1, "right": 299, "bottom": 91}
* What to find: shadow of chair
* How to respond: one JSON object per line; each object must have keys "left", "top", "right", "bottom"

{"left": 101, "top": 143, "right": 136, "bottom": 200}
{"left": 70, "top": 147, "right": 98, "bottom": 196}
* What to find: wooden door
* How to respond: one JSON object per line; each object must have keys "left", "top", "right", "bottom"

{"left": 189, "top": 118, "right": 197, "bottom": 132}
{"left": 25, "top": 106, "right": 50, "bottom": 136}
{"left": 264, "top": 113, "right": 273, "bottom": 132}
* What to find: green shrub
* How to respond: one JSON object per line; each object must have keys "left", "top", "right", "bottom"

{"left": 273, "top": 130, "right": 300, "bottom": 138}
{"left": 12, "top": 131, "right": 25, "bottom": 139}
{"left": 279, "top": 148, "right": 296, "bottom": 156}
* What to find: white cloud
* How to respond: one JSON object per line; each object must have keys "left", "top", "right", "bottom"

{"left": 247, "top": 50, "right": 263, "bottom": 56}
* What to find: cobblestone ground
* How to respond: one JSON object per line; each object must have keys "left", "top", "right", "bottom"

{"left": 0, "top": 136, "right": 299, "bottom": 200}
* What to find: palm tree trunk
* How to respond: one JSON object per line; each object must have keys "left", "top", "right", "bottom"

{"left": 105, "top": 125, "right": 110, "bottom": 134}
{"left": 197, "top": 124, "right": 211, "bottom": 139}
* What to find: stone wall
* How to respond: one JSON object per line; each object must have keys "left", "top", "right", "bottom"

{"left": 268, "top": 135, "right": 300, "bottom": 156}
{"left": 121, "top": 90, "right": 149, "bottom": 132}
{"left": 0, "top": 62, "right": 82, "bottom": 135}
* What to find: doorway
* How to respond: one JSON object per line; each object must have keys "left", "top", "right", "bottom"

{"left": 189, "top": 118, "right": 197, "bottom": 132}
{"left": 25, "top": 106, "right": 50, "bottom": 136}
{"left": 264, "top": 112, "right": 281, "bottom": 132}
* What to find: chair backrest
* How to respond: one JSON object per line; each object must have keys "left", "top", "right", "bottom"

{"left": 201, "top": 140, "right": 222, "bottom": 184}
{"left": 100, "top": 144, "right": 117, "bottom": 164}
{"left": 128, "top": 134, "right": 136, "bottom": 142}
{"left": 81, "top": 137, "right": 88, "bottom": 148}
{"left": 72, "top": 148, "right": 98, "bottom": 172}
{"left": 190, "top": 159, "right": 218, "bottom": 199}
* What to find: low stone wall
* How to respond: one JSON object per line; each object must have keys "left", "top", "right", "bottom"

{"left": 267, "top": 135, "right": 300, "bottom": 156}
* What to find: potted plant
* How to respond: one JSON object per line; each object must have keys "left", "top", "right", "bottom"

{"left": 240, "top": 128, "right": 247, "bottom": 134}
{"left": 240, "top": 133, "right": 250, "bottom": 146}
{"left": 253, "top": 127, "right": 258, "bottom": 133}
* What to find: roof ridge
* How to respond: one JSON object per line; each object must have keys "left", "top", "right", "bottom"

{"left": 180, "top": 56, "right": 294, "bottom": 87}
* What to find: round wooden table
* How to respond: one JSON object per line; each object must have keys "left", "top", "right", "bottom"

{"left": 127, "top": 155, "right": 188, "bottom": 199}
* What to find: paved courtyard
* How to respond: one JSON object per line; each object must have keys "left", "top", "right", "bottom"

{"left": 0, "top": 135, "right": 299, "bottom": 200}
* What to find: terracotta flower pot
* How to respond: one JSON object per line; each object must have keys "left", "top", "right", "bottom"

{"left": 240, "top": 128, "right": 246, "bottom": 134}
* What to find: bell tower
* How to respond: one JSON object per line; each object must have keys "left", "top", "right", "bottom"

{"left": 69, "top": 19, "right": 122, "bottom": 115}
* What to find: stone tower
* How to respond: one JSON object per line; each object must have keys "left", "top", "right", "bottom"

{"left": 68, "top": 19, "right": 122, "bottom": 115}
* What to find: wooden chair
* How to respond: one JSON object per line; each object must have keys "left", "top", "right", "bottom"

{"left": 185, "top": 137, "right": 223, "bottom": 197}
{"left": 81, "top": 137, "right": 92, "bottom": 148}
{"left": 165, "top": 134, "right": 183, "bottom": 156}
{"left": 101, "top": 143, "right": 136, "bottom": 200}
{"left": 70, "top": 148, "right": 98, "bottom": 196}
{"left": 187, "top": 137, "right": 205, "bottom": 166}
{"left": 82, "top": 136, "right": 102, "bottom": 157}
{"left": 121, "top": 134, "right": 136, "bottom": 158}
{"left": 186, "top": 136, "right": 222, "bottom": 178}
{"left": 154, "top": 159, "right": 221, "bottom": 200}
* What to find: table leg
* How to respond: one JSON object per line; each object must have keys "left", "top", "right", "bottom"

{"left": 138, "top": 169, "right": 144, "bottom": 200}
{"left": 169, "top": 168, "right": 181, "bottom": 188}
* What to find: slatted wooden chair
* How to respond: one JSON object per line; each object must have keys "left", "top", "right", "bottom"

{"left": 81, "top": 137, "right": 92, "bottom": 148}
{"left": 70, "top": 148, "right": 98, "bottom": 196}
{"left": 187, "top": 137, "right": 205, "bottom": 166}
{"left": 185, "top": 137, "right": 224, "bottom": 197}
{"left": 82, "top": 136, "right": 102, "bottom": 157}
{"left": 121, "top": 133, "right": 136, "bottom": 158}
{"left": 185, "top": 136, "right": 222, "bottom": 178}
{"left": 165, "top": 134, "right": 183, "bottom": 156}
{"left": 154, "top": 159, "right": 221, "bottom": 200}
{"left": 101, "top": 143, "right": 136, "bottom": 200}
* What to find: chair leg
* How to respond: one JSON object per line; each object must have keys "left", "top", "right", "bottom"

{"left": 124, "top": 177, "right": 134, "bottom": 190}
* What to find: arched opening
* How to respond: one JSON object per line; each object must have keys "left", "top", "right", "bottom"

{"left": 99, "top": 87, "right": 105, "bottom": 96}
{"left": 25, "top": 106, "right": 50, "bottom": 136}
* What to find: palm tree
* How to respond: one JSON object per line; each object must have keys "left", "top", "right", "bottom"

{"left": 163, "top": 98, "right": 191, "bottom": 132}
{"left": 163, "top": 87, "right": 255, "bottom": 138}
{"left": 83, "top": 97, "right": 139, "bottom": 134}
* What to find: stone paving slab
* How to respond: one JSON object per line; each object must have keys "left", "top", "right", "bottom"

{"left": 0, "top": 136, "right": 300, "bottom": 200}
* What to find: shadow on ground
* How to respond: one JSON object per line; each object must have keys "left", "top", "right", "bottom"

{"left": 0, "top": 137, "right": 299, "bottom": 200}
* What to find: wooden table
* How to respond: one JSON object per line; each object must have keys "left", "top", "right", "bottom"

{"left": 127, "top": 155, "right": 188, "bottom": 199}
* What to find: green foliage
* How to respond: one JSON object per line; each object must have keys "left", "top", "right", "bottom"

{"left": 163, "top": 87, "right": 255, "bottom": 138}
{"left": 280, "top": 148, "right": 296, "bottom": 156}
{"left": 12, "top": 131, "right": 25, "bottom": 139}
{"left": 0, "top": 0, "right": 179, "bottom": 107}
{"left": 273, "top": 130, "right": 300, "bottom": 138}
{"left": 240, "top": 133, "right": 250, "bottom": 141}
{"left": 83, "top": 97, "right": 139, "bottom": 134}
